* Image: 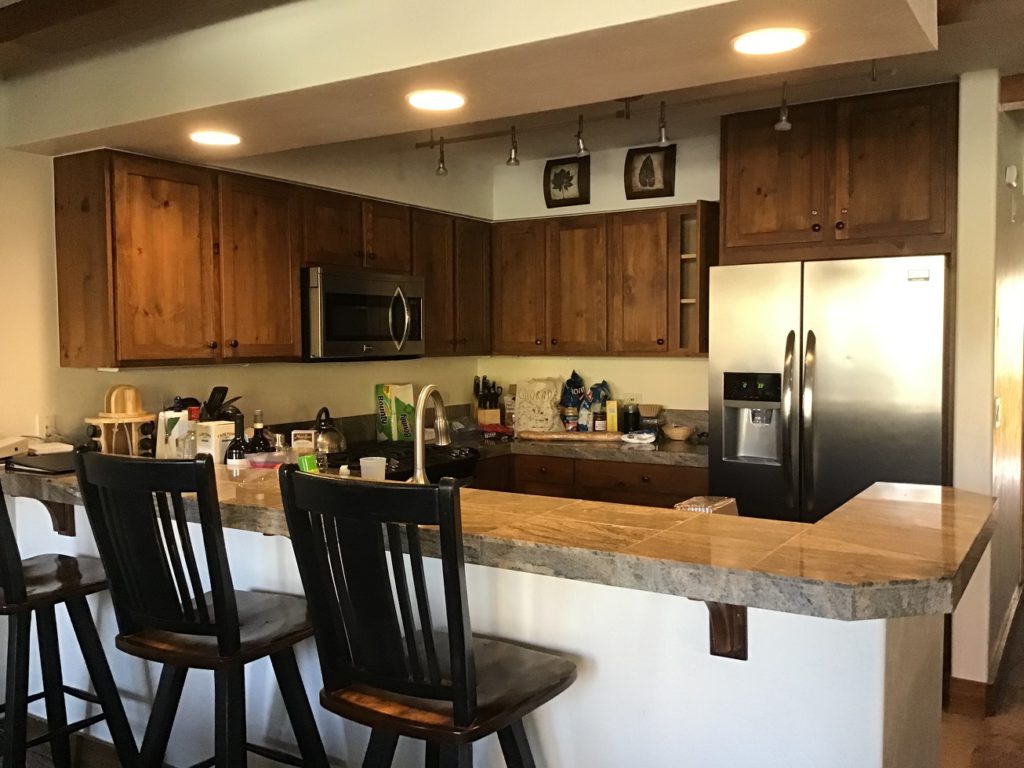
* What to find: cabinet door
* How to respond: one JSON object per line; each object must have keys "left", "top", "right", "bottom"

{"left": 833, "top": 85, "right": 955, "bottom": 240}
{"left": 218, "top": 174, "right": 302, "bottom": 360}
{"left": 546, "top": 215, "right": 608, "bottom": 354}
{"left": 412, "top": 209, "right": 455, "bottom": 355}
{"left": 608, "top": 209, "right": 675, "bottom": 354}
{"left": 302, "top": 188, "right": 363, "bottom": 268}
{"left": 722, "top": 103, "right": 828, "bottom": 248}
{"left": 363, "top": 200, "right": 412, "bottom": 273}
{"left": 492, "top": 220, "right": 547, "bottom": 354}
{"left": 454, "top": 218, "right": 492, "bottom": 356}
{"left": 112, "top": 155, "right": 218, "bottom": 362}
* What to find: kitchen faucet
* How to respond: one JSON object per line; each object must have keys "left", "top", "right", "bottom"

{"left": 410, "top": 385, "right": 451, "bottom": 484}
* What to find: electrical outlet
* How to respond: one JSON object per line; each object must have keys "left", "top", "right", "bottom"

{"left": 621, "top": 392, "right": 642, "bottom": 405}
{"left": 36, "top": 413, "right": 57, "bottom": 439}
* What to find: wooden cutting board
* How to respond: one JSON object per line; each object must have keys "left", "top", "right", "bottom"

{"left": 517, "top": 431, "right": 623, "bottom": 442}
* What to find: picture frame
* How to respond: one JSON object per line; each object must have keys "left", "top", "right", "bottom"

{"left": 623, "top": 144, "right": 677, "bottom": 200}
{"left": 543, "top": 155, "right": 591, "bottom": 208}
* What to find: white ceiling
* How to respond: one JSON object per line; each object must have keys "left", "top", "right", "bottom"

{"left": 4, "top": 0, "right": 942, "bottom": 158}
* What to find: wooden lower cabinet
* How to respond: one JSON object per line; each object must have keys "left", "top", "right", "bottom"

{"left": 471, "top": 454, "right": 708, "bottom": 508}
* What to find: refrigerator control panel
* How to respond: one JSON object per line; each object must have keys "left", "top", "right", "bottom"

{"left": 723, "top": 372, "right": 781, "bottom": 403}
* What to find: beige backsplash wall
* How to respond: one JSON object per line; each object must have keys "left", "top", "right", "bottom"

{"left": 476, "top": 356, "right": 709, "bottom": 411}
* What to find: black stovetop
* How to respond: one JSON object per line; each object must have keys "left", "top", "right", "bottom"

{"left": 343, "top": 441, "right": 479, "bottom": 482}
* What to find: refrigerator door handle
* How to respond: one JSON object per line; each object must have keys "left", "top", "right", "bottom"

{"left": 801, "top": 330, "right": 817, "bottom": 518}
{"left": 781, "top": 330, "right": 797, "bottom": 511}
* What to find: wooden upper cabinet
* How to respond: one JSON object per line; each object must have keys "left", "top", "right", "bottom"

{"left": 453, "top": 218, "right": 492, "bottom": 356}
{"left": 412, "top": 209, "right": 456, "bottom": 355}
{"left": 217, "top": 174, "right": 302, "bottom": 360}
{"left": 608, "top": 209, "right": 675, "bottom": 355}
{"left": 833, "top": 84, "right": 955, "bottom": 240}
{"left": 492, "top": 220, "right": 547, "bottom": 354}
{"left": 722, "top": 102, "right": 828, "bottom": 249}
{"left": 363, "top": 200, "right": 412, "bottom": 273}
{"left": 302, "top": 188, "right": 363, "bottom": 268}
{"left": 546, "top": 215, "right": 607, "bottom": 354}
{"left": 112, "top": 155, "right": 218, "bottom": 363}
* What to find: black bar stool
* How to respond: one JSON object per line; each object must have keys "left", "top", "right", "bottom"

{"left": 0, "top": 491, "right": 138, "bottom": 767}
{"left": 279, "top": 467, "right": 577, "bottom": 768}
{"left": 74, "top": 449, "right": 329, "bottom": 767}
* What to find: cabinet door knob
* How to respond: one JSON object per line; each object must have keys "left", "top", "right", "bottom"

{"left": 641, "top": 475, "right": 651, "bottom": 483}
{"left": 535, "top": 339, "right": 542, "bottom": 345}
{"left": 811, "top": 210, "right": 819, "bottom": 216}
{"left": 367, "top": 252, "right": 377, "bottom": 261}
{"left": 540, "top": 466, "right": 548, "bottom": 474}
{"left": 812, "top": 223, "right": 821, "bottom": 232}
{"left": 835, "top": 221, "right": 846, "bottom": 230}
{"left": 228, "top": 339, "right": 239, "bottom": 348}
{"left": 207, "top": 341, "right": 219, "bottom": 350}
{"left": 551, "top": 338, "right": 558, "bottom": 346}
{"left": 657, "top": 338, "right": 665, "bottom": 345}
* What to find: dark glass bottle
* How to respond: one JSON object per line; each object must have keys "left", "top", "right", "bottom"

{"left": 225, "top": 414, "right": 249, "bottom": 469}
{"left": 247, "top": 409, "right": 272, "bottom": 454}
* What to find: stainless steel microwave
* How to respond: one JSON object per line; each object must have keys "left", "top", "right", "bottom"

{"left": 303, "top": 268, "right": 425, "bottom": 360}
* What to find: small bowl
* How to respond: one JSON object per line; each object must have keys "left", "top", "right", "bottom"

{"left": 662, "top": 424, "right": 694, "bottom": 441}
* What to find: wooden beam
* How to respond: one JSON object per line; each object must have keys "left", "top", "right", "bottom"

{"left": 1001, "top": 74, "right": 1024, "bottom": 112}
{"left": 0, "top": 0, "right": 117, "bottom": 44}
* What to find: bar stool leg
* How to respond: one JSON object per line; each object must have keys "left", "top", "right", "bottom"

{"left": 497, "top": 720, "right": 536, "bottom": 768}
{"left": 270, "top": 647, "right": 329, "bottom": 767}
{"left": 214, "top": 665, "right": 246, "bottom": 767}
{"left": 426, "top": 741, "right": 473, "bottom": 768}
{"left": 65, "top": 595, "right": 140, "bottom": 767}
{"left": 3, "top": 612, "right": 32, "bottom": 768}
{"left": 140, "top": 664, "right": 188, "bottom": 766}
{"left": 362, "top": 728, "right": 399, "bottom": 767}
{"left": 36, "top": 605, "right": 72, "bottom": 768}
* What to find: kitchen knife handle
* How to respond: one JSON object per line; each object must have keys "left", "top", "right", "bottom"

{"left": 801, "top": 330, "right": 817, "bottom": 519}
{"left": 781, "top": 330, "right": 797, "bottom": 512}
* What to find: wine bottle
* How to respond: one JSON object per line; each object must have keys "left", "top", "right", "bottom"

{"left": 247, "top": 409, "right": 272, "bottom": 454}
{"left": 225, "top": 414, "right": 250, "bottom": 472}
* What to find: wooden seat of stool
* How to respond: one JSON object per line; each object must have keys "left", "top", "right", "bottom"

{"left": 321, "top": 634, "right": 576, "bottom": 744}
{"left": 116, "top": 590, "right": 313, "bottom": 669}
{"left": 0, "top": 554, "right": 108, "bottom": 615}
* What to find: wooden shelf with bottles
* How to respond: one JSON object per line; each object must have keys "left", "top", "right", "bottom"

{"left": 674, "top": 200, "right": 719, "bottom": 356}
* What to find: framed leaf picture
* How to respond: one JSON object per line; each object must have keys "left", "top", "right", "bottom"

{"left": 543, "top": 155, "right": 591, "bottom": 208}
{"left": 624, "top": 144, "right": 677, "bottom": 200}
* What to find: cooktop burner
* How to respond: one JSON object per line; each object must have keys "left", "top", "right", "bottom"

{"left": 343, "top": 441, "right": 479, "bottom": 482}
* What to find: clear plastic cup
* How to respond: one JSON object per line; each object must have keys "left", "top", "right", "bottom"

{"left": 359, "top": 456, "right": 387, "bottom": 481}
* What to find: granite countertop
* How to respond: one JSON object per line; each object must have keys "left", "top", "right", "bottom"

{"left": 465, "top": 434, "right": 709, "bottom": 468}
{"left": 2, "top": 467, "right": 992, "bottom": 622}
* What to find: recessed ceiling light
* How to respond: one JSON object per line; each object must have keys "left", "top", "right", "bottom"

{"left": 407, "top": 89, "right": 466, "bottom": 111}
{"left": 732, "top": 27, "right": 808, "bottom": 55}
{"left": 189, "top": 130, "right": 241, "bottom": 146}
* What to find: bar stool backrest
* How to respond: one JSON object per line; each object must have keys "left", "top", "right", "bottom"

{"left": 0, "top": 492, "right": 27, "bottom": 605}
{"left": 74, "top": 449, "right": 241, "bottom": 656}
{"left": 279, "top": 467, "right": 477, "bottom": 727}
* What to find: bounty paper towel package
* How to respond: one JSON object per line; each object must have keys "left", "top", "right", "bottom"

{"left": 375, "top": 384, "right": 416, "bottom": 442}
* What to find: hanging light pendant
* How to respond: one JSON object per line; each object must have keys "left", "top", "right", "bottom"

{"left": 575, "top": 114, "right": 589, "bottom": 157}
{"left": 506, "top": 126, "right": 520, "bottom": 166}
{"left": 658, "top": 101, "right": 669, "bottom": 146}
{"left": 435, "top": 136, "right": 449, "bottom": 176}
{"left": 774, "top": 82, "right": 792, "bottom": 132}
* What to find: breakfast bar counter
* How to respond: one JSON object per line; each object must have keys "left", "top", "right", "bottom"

{"left": 1, "top": 467, "right": 996, "bottom": 768}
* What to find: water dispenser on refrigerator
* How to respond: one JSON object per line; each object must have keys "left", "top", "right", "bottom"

{"left": 721, "top": 373, "right": 782, "bottom": 465}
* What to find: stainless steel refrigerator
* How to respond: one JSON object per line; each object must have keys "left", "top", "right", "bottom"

{"left": 708, "top": 256, "right": 948, "bottom": 523}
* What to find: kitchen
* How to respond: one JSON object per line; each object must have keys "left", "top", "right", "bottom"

{"left": 1, "top": 1, "right": 1024, "bottom": 766}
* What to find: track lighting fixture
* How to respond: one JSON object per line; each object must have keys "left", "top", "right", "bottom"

{"left": 575, "top": 114, "right": 589, "bottom": 157}
{"left": 774, "top": 82, "right": 792, "bottom": 132}
{"left": 435, "top": 136, "right": 448, "bottom": 176}
{"left": 658, "top": 101, "right": 669, "bottom": 147}
{"left": 506, "top": 126, "right": 520, "bottom": 166}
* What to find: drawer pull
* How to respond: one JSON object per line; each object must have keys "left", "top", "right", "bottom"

{"left": 539, "top": 467, "right": 548, "bottom": 474}
{"left": 641, "top": 475, "right": 651, "bottom": 483}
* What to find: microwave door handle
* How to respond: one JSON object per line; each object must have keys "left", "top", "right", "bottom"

{"left": 388, "top": 288, "right": 401, "bottom": 350}
{"left": 801, "top": 330, "right": 817, "bottom": 520}
{"left": 398, "top": 286, "right": 411, "bottom": 351}
{"left": 781, "top": 330, "right": 797, "bottom": 512}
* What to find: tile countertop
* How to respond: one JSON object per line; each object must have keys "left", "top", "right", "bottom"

{"left": 467, "top": 434, "right": 709, "bottom": 468}
{"left": 1, "top": 468, "right": 993, "bottom": 622}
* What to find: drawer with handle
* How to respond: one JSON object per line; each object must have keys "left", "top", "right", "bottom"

{"left": 576, "top": 460, "right": 708, "bottom": 507}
